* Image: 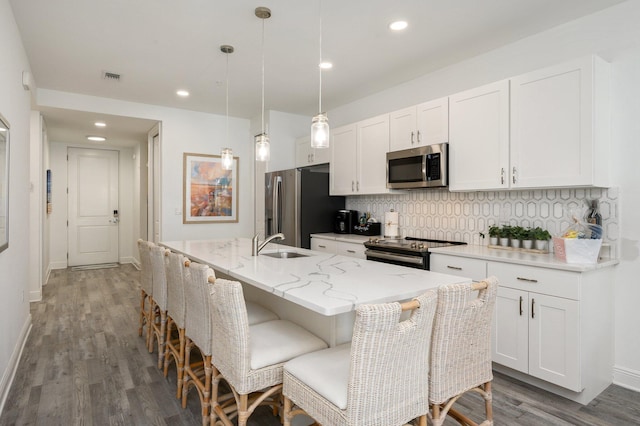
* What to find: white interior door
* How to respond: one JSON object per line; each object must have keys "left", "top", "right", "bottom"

{"left": 147, "top": 126, "right": 161, "bottom": 243}
{"left": 68, "top": 148, "right": 119, "bottom": 266}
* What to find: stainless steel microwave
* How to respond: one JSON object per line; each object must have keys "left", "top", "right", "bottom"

{"left": 386, "top": 143, "right": 448, "bottom": 189}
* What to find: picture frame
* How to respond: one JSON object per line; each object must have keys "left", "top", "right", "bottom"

{"left": 183, "top": 152, "right": 239, "bottom": 224}
{"left": 0, "top": 114, "right": 9, "bottom": 253}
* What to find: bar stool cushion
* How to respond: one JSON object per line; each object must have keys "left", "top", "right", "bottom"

{"left": 249, "top": 319, "right": 329, "bottom": 370}
{"left": 246, "top": 301, "right": 279, "bottom": 325}
{"left": 283, "top": 343, "right": 351, "bottom": 409}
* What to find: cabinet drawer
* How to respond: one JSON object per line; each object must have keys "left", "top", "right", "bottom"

{"left": 337, "top": 241, "right": 366, "bottom": 259}
{"left": 430, "top": 254, "right": 487, "bottom": 281}
{"left": 311, "top": 238, "right": 337, "bottom": 253}
{"left": 488, "top": 262, "right": 580, "bottom": 300}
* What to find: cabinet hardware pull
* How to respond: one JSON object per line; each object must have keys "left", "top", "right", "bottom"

{"left": 416, "top": 130, "right": 421, "bottom": 143}
{"left": 501, "top": 168, "right": 505, "bottom": 184}
{"left": 531, "top": 298, "right": 535, "bottom": 319}
{"left": 347, "top": 249, "right": 355, "bottom": 253}
{"left": 352, "top": 181, "right": 355, "bottom": 191}
{"left": 519, "top": 296, "right": 523, "bottom": 316}
{"left": 447, "top": 265, "right": 463, "bottom": 270}
{"left": 411, "top": 131, "right": 415, "bottom": 144}
{"left": 319, "top": 245, "right": 326, "bottom": 248}
{"left": 517, "top": 277, "right": 538, "bottom": 283}
{"left": 512, "top": 166, "right": 517, "bottom": 184}
{"left": 356, "top": 181, "right": 360, "bottom": 191}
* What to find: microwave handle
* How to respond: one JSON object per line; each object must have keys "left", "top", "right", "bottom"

{"left": 422, "top": 155, "right": 428, "bottom": 182}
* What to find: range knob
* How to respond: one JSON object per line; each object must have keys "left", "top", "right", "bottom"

{"left": 369, "top": 237, "right": 379, "bottom": 243}
{"left": 410, "top": 242, "right": 417, "bottom": 249}
{"left": 418, "top": 243, "right": 425, "bottom": 249}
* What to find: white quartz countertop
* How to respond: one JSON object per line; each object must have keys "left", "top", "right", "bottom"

{"left": 430, "top": 244, "right": 619, "bottom": 272}
{"left": 310, "top": 233, "right": 375, "bottom": 244}
{"left": 161, "top": 238, "right": 470, "bottom": 316}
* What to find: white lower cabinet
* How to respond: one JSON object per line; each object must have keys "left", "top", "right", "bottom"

{"left": 310, "top": 236, "right": 366, "bottom": 260}
{"left": 430, "top": 252, "right": 613, "bottom": 404}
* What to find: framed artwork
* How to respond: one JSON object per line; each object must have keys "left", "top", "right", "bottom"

{"left": 183, "top": 152, "right": 238, "bottom": 223}
{"left": 46, "top": 169, "right": 52, "bottom": 214}
{"left": 0, "top": 114, "right": 9, "bottom": 253}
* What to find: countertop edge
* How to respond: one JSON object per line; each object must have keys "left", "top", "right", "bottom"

{"left": 430, "top": 245, "right": 619, "bottom": 272}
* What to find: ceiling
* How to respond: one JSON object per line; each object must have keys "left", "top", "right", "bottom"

{"left": 10, "top": 0, "right": 628, "bottom": 148}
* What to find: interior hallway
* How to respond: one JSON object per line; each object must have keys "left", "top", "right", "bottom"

{"left": 1, "top": 265, "right": 638, "bottom": 425}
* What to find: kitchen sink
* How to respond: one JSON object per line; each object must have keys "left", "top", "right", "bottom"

{"left": 262, "top": 251, "right": 309, "bottom": 259}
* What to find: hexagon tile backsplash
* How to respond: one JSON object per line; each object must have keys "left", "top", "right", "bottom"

{"left": 346, "top": 187, "right": 619, "bottom": 258}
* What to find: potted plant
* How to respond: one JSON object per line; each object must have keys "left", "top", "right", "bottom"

{"left": 488, "top": 225, "right": 500, "bottom": 246}
{"left": 499, "top": 225, "right": 511, "bottom": 247}
{"left": 532, "top": 227, "right": 551, "bottom": 251}
{"left": 521, "top": 227, "right": 534, "bottom": 250}
{"left": 510, "top": 226, "right": 524, "bottom": 248}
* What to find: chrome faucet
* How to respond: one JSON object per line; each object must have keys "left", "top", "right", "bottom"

{"left": 252, "top": 233, "right": 285, "bottom": 256}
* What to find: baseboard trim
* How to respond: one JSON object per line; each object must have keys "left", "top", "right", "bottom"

{"left": 613, "top": 366, "right": 640, "bottom": 393}
{"left": 50, "top": 260, "right": 67, "bottom": 270}
{"left": 0, "top": 314, "right": 32, "bottom": 417}
{"left": 29, "top": 290, "right": 42, "bottom": 302}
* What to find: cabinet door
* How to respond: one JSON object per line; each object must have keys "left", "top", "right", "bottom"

{"left": 389, "top": 106, "right": 417, "bottom": 151}
{"left": 510, "top": 56, "right": 605, "bottom": 188}
{"left": 330, "top": 124, "right": 357, "bottom": 195}
{"left": 529, "top": 293, "right": 581, "bottom": 391}
{"left": 336, "top": 241, "right": 366, "bottom": 259}
{"left": 492, "top": 286, "right": 529, "bottom": 373}
{"left": 310, "top": 237, "right": 336, "bottom": 253}
{"left": 416, "top": 97, "right": 449, "bottom": 146}
{"left": 357, "top": 114, "right": 390, "bottom": 194}
{"left": 449, "top": 80, "right": 510, "bottom": 191}
{"left": 295, "top": 136, "right": 312, "bottom": 167}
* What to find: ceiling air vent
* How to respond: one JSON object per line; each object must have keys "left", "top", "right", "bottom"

{"left": 102, "top": 71, "right": 121, "bottom": 81}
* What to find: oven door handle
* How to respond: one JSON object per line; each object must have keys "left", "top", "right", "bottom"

{"left": 365, "top": 250, "right": 425, "bottom": 266}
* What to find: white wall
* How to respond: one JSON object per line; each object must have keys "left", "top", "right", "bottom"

{"left": 0, "top": 0, "right": 33, "bottom": 412}
{"left": 38, "top": 90, "right": 255, "bottom": 242}
{"left": 330, "top": 1, "right": 640, "bottom": 391}
{"left": 28, "top": 112, "right": 43, "bottom": 301}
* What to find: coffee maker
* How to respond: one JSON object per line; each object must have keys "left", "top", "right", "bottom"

{"left": 334, "top": 210, "right": 358, "bottom": 234}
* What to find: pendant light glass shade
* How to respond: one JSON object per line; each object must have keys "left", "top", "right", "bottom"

{"left": 220, "top": 45, "right": 234, "bottom": 170}
{"left": 255, "top": 7, "right": 271, "bottom": 162}
{"left": 311, "top": 0, "right": 329, "bottom": 149}
{"left": 255, "top": 133, "right": 270, "bottom": 162}
{"left": 311, "top": 112, "right": 330, "bottom": 148}
{"left": 221, "top": 147, "right": 233, "bottom": 170}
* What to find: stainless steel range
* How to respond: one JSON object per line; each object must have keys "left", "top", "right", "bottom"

{"left": 364, "top": 237, "right": 466, "bottom": 270}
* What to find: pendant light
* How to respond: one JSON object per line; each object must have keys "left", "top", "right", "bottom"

{"left": 255, "top": 6, "right": 271, "bottom": 162}
{"left": 220, "top": 45, "right": 234, "bottom": 170}
{"left": 310, "top": 0, "right": 330, "bottom": 149}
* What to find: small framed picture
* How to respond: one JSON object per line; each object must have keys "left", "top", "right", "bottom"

{"left": 183, "top": 152, "right": 238, "bottom": 224}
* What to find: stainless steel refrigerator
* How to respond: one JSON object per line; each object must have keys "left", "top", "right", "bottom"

{"left": 265, "top": 164, "right": 345, "bottom": 249}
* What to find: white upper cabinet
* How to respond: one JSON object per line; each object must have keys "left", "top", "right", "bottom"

{"left": 510, "top": 56, "right": 610, "bottom": 188}
{"left": 389, "top": 97, "right": 449, "bottom": 152}
{"left": 330, "top": 114, "right": 391, "bottom": 195}
{"left": 295, "top": 135, "right": 330, "bottom": 168}
{"left": 449, "top": 55, "right": 610, "bottom": 191}
{"left": 449, "top": 80, "right": 510, "bottom": 191}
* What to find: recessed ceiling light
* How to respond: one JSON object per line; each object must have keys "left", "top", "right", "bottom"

{"left": 87, "top": 136, "right": 106, "bottom": 142}
{"left": 319, "top": 62, "right": 333, "bottom": 70}
{"left": 389, "top": 20, "right": 408, "bottom": 31}
{"left": 94, "top": 121, "right": 106, "bottom": 127}
{"left": 177, "top": 90, "right": 190, "bottom": 97}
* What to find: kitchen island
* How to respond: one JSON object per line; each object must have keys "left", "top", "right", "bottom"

{"left": 161, "top": 238, "right": 471, "bottom": 345}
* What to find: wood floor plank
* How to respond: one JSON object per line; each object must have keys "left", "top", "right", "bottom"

{"left": 1, "top": 264, "right": 639, "bottom": 426}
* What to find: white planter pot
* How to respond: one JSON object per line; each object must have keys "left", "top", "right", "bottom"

{"left": 522, "top": 240, "right": 534, "bottom": 250}
{"left": 499, "top": 237, "right": 510, "bottom": 247}
{"left": 489, "top": 237, "right": 498, "bottom": 246}
{"left": 535, "top": 240, "right": 548, "bottom": 251}
{"left": 511, "top": 239, "right": 522, "bottom": 249}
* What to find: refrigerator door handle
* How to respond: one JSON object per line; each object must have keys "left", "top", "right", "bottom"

{"left": 273, "top": 176, "right": 282, "bottom": 233}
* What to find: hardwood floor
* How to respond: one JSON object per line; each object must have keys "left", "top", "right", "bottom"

{"left": 1, "top": 264, "right": 639, "bottom": 425}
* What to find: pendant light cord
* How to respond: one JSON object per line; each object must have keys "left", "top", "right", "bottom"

{"left": 225, "top": 50, "right": 229, "bottom": 146}
{"left": 261, "top": 17, "right": 266, "bottom": 135}
{"left": 318, "top": 0, "right": 323, "bottom": 114}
